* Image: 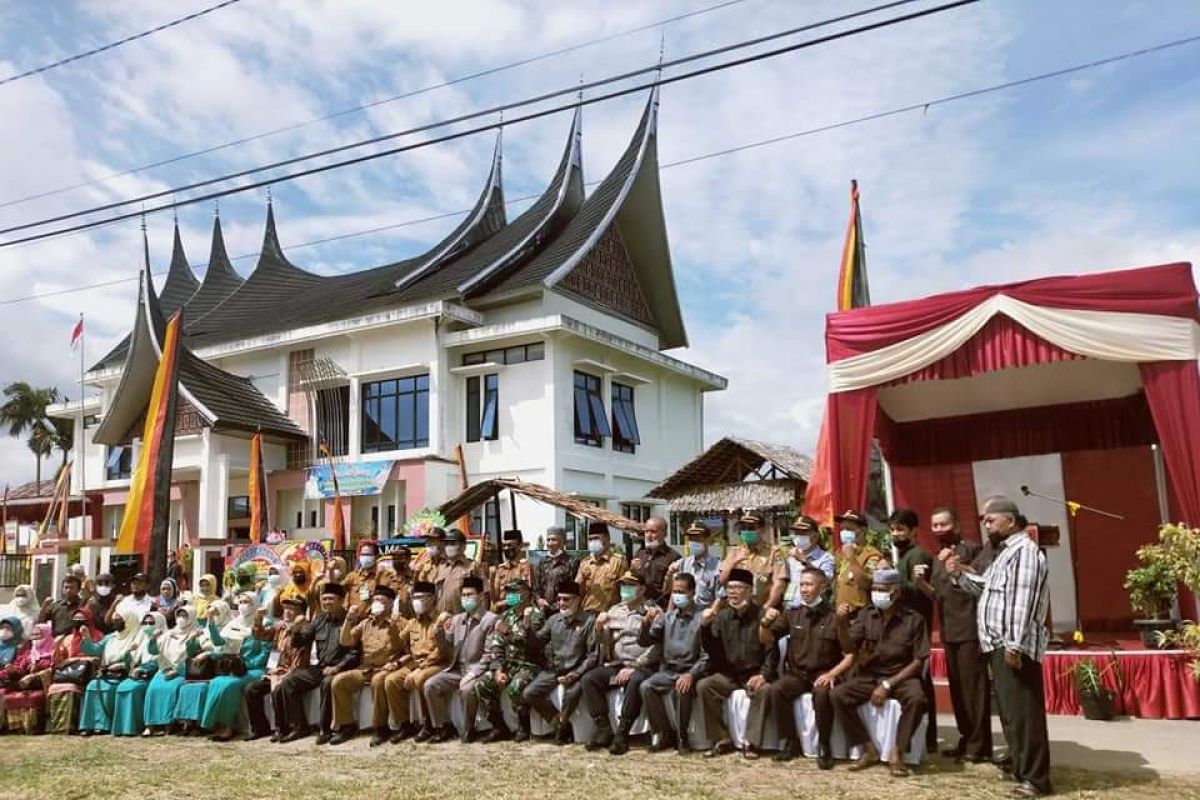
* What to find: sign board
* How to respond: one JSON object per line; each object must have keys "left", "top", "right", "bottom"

{"left": 224, "top": 540, "right": 331, "bottom": 588}
{"left": 304, "top": 461, "right": 394, "bottom": 500}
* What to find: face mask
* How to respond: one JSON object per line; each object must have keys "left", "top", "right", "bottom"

{"left": 799, "top": 595, "right": 822, "bottom": 609}
{"left": 619, "top": 585, "right": 638, "bottom": 604}
{"left": 370, "top": 600, "right": 387, "bottom": 617}
{"left": 505, "top": 592, "right": 521, "bottom": 608}
{"left": 267, "top": 574, "right": 283, "bottom": 588}
{"left": 671, "top": 592, "right": 691, "bottom": 610}
{"left": 587, "top": 540, "right": 604, "bottom": 555}
{"left": 461, "top": 597, "right": 479, "bottom": 614}
{"left": 358, "top": 556, "right": 376, "bottom": 569}
{"left": 871, "top": 591, "right": 895, "bottom": 610}
{"left": 73, "top": 619, "right": 88, "bottom": 630}
{"left": 689, "top": 542, "right": 706, "bottom": 557}
{"left": 141, "top": 624, "right": 156, "bottom": 636}
{"left": 739, "top": 531, "right": 759, "bottom": 546}
{"left": 96, "top": 585, "right": 113, "bottom": 597}
{"left": 792, "top": 535, "right": 811, "bottom": 551}
{"left": 14, "top": 595, "right": 29, "bottom": 607}
{"left": 839, "top": 530, "right": 857, "bottom": 546}
{"left": 294, "top": 574, "right": 308, "bottom": 585}
{"left": 238, "top": 604, "right": 254, "bottom": 619}
{"left": 412, "top": 599, "right": 429, "bottom": 616}
{"left": 0, "top": 630, "right": 12, "bottom": 641}
{"left": 893, "top": 537, "right": 913, "bottom": 552}
{"left": 176, "top": 614, "right": 190, "bottom": 626}
{"left": 445, "top": 545, "right": 462, "bottom": 559}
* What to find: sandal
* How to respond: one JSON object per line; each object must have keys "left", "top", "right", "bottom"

{"left": 889, "top": 763, "right": 911, "bottom": 778}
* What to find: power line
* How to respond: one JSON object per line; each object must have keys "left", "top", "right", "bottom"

{"left": 5, "top": 26, "right": 1191, "bottom": 308}
{"left": 0, "top": 0, "right": 754, "bottom": 211}
{"left": 0, "top": 0, "right": 246, "bottom": 89}
{"left": 0, "top": 0, "right": 967, "bottom": 245}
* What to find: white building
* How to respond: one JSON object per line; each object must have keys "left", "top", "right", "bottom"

{"left": 50, "top": 91, "right": 726, "bottom": 587}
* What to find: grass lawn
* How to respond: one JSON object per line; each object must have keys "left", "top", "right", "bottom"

{"left": 0, "top": 735, "right": 1196, "bottom": 800}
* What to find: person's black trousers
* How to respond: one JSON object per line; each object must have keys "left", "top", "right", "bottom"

{"left": 244, "top": 676, "right": 272, "bottom": 735}
{"left": 581, "top": 665, "right": 651, "bottom": 731}
{"left": 988, "top": 650, "right": 1051, "bottom": 794}
{"left": 278, "top": 666, "right": 335, "bottom": 735}
{"left": 946, "top": 639, "right": 993, "bottom": 758}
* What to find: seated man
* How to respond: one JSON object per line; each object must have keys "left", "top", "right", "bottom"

{"left": 423, "top": 576, "right": 498, "bottom": 743}
{"left": 330, "top": 585, "right": 403, "bottom": 745}
{"left": 831, "top": 568, "right": 929, "bottom": 778}
{"left": 751, "top": 568, "right": 853, "bottom": 767}
{"left": 383, "top": 581, "right": 450, "bottom": 743}
{"left": 275, "top": 583, "right": 355, "bottom": 744}
{"left": 243, "top": 596, "right": 309, "bottom": 741}
{"left": 581, "top": 570, "right": 660, "bottom": 755}
{"left": 696, "top": 568, "right": 774, "bottom": 758}
{"left": 638, "top": 572, "right": 708, "bottom": 754}
{"left": 476, "top": 577, "right": 546, "bottom": 742}
{"left": 524, "top": 580, "right": 598, "bottom": 745}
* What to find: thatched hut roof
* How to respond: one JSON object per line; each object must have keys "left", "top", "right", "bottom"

{"left": 647, "top": 437, "right": 812, "bottom": 503}
{"left": 437, "top": 478, "right": 648, "bottom": 534}
{"left": 660, "top": 479, "right": 799, "bottom": 513}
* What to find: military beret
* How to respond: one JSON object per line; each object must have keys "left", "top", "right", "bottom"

{"left": 617, "top": 570, "right": 643, "bottom": 586}
{"left": 738, "top": 513, "right": 762, "bottom": 527}
{"left": 685, "top": 521, "right": 711, "bottom": 537}
{"left": 727, "top": 568, "right": 755, "bottom": 586}
{"left": 445, "top": 529, "right": 466, "bottom": 543}
{"left": 425, "top": 527, "right": 447, "bottom": 540}
{"left": 412, "top": 581, "right": 436, "bottom": 596}
{"left": 834, "top": 509, "right": 868, "bottom": 526}
{"left": 462, "top": 576, "right": 485, "bottom": 592}
{"left": 320, "top": 583, "right": 346, "bottom": 598}
{"left": 790, "top": 515, "right": 819, "bottom": 532}
{"left": 373, "top": 585, "right": 397, "bottom": 601}
{"left": 281, "top": 596, "right": 307, "bottom": 609}
{"left": 502, "top": 529, "right": 524, "bottom": 543}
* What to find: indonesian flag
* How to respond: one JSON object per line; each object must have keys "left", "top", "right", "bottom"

{"left": 69, "top": 317, "right": 83, "bottom": 350}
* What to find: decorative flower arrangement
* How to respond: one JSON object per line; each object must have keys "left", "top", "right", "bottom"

{"left": 405, "top": 508, "right": 448, "bottom": 538}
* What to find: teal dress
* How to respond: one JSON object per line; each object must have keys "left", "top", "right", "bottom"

{"left": 198, "top": 624, "right": 270, "bottom": 730}
{"left": 175, "top": 636, "right": 214, "bottom": 723}
{"left": 112, "top": 656, "right": 158, "bottom": 736}
{"left": 78, "top": 637, "right": 130, "bottom": 733}
{"left": 143, "top": 636, "right": 191, "bottom": 727}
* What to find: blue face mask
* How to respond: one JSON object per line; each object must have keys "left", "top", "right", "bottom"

{"left": 689, "top": 542, "right": 706, "bottom": 557}
{"left": 588, "top": 539, "right": 605, "bottom": 556}
{"left": 839, "top": 530, "right": 857, "bottom": 546}
{"left": 505, "top": 592, "right": 521, "bottom": 608}
{"left": 462, "top": 596, "right": 479, "bottom": 614}
{"left": 358, "top": 555, "right": 375, "bottom": 569}
{"left": 619, "top": 585, "right": 638, "bottom": 604}
{"left": 671, "top": 592, "right": 690, "bottom": 609}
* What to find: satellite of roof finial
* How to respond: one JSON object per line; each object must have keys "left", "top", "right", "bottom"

{"left": 266, "top": 185, "right": 273, "bottom": 206}
{"left": 658, "top": 30, "right": 666, "bottom": 79}
{"left": 214, "top": 199, "right": 220, "bottom": 219}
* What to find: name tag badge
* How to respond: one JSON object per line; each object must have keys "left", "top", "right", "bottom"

{"left": 309, "top": 642, "right": 319, "bottom": 666}
{"left": 359, "top": 587, "right": 371, "bottom": 602}
{"left": 267, "top": 650, "right": 281, "bottom": 671}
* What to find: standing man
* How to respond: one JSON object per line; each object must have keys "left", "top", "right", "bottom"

{"left": 831, "top": 568, "right": 929, "bottom": 777}
{"left": 476, "top": 578, "right": 545, "bottom": 742}
{"left": 414, "top": 527, "right": 446, "bottom": 585}
{"left": 638, "top": 572, "right": 708, "bottom": 754}
{"left": 423, "top": 576, "right": 498, "bottom": 743}
{"left": 667, "top": 521, "right": 722, "bottom": 607}
{"left": 165, "top": 551, "right": 184, "bottom": 585}
{"left": 947, "top": 497, "right": 1051, "bottom": 798}
{"left": 776, "top": 515, "right": 836, "bottom": 612}
{"left": 329, "top": 585, "right": 404, "bottom": 745}
{"left": 533, "top": 526, "right": 577, "bottom": 613}
{"left": 696, "top": 568, "right": 773, "bottom": 758}
{"left": 720, "top": 513, "right": 785, "bottom": 608}
{"left": 39, "top": 574, "right": 84, "bottom": 636}
{"left": 629, "top": 516, "right": 679, "bottom": 606}
{"left": 581, "top": 571, "right": 660, "bottom": 755}
{"left": 489, "top": 530, "right": 535, "bottom": 612}
{"left": 833, "top": 510, "right": 883, "bottom": 618}
{"left": 387, "top": 545, "right": 416, "bottom": 619}
{"left": 276, "top": 582, "right": 354, "bottom": 743}
{"left": 86, "top": 573, "right": 117, "bottom": 633}
{"left": 525, "top": 580, "right": 598, "bottom": 745}
{"left": 575, "top": 522, "right": 628, "bottom": 614}
{"left": 752, "top": 568, "right": 853, "bottom": 767}
{"left": 111, "top": 572, "right": 156, "bottom": 626}
{"left": 887, "top": 508, "right": 938, "bottom": 752}
{"left": 343, "top": 540, "right": 395, "bottom": 615}
{"left": 436, "top": 529, "right": 479, "bottom": 615}
{"left": 930, "top": 505, "right": 993, "bottom": 763}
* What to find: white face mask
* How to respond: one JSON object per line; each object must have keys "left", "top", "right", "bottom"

{"left": 0, "top": 630, "right": 12, "bottom": 641}
{"left": 96, "top": 586, "right": 113, "bottom": 597}
{"left": 445, "top": 545, "right": 462, "bottom": 559}
{"left": 267, "top": 574, "right": 283, "bottom": 588}
{"left": 871, "top": 591, "right": 895, "bottom": 610}
{"left": 370, "top": 600, "right": 387, "bottom": 617}
{"left": 792, "top": 535, "right": 812, "bottom": 551}
{"left": 588, "top": 539, "right": 604, "bottom": 555}
{"left": 412, "top": 598, "right": 429, "bottom": 616}
{"left": 13, "top": 595, "right": 30, "bottom": 607}
{"left": 176, "top": 614, "right": 191, "bottom": 627}
{"left": 238, "top": 604, "right": 254, "bottom": 619}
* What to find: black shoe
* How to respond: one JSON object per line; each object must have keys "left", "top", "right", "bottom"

{"left": 1012, "top": 781, "right": 1044, "bottom": 798}
{"left": 818, "top": 749, "right": 835, "bottom": 771}
{"left": 677, "top": 743, "right": 693, "bottom": 756}
{"left": 483, "top": 724, "right": 513, "bottom": 744}
{"left": 430, "top": 724, "right": 457, "bottom": 744}
{"left": 587, "top": 723, "right": 613, "bottom": 751}
{"left": 963, "top": 752, "right": 992, "bottom": 764}
{"left": 513, "top": 710, "right": 531, "bottom": 742}
{"left": 609, "top": 732, "right": 629, "bottom": 756}
{"left": 553, "top": 720, "right": 574, "bottom": 745}
{"left": 649, "top": 731, "right": 677, "bottom": 753}
{"left": 315, "top": 731, "right": 332, "bottom": 745}
{"left": 328, "top": 728, "right": 354, "bottom": 745}
{"left": 704, "top": 739, "right": 735, "bottom": 758}
{"left": 512, "top": 726, "right": 529, "bottom": 743}
{"left": 243, "top": 729, "right": 271, "bottom": 742}
{"left": 269, "top": 732, "right": 282, "bottom": 743}
{"left": 370, "top": 729, "right": 391, "bottom": 747}
{"left": 773, "top": 740, "right": 802, "bottom": 762}
{"left": 413, "top": 725, "right": 436, "bottom": 743}
{"left": 280, "top": 727, "right": 312, "bottom": 743}
{"left": 389, "top": 723, "right": 417, "bottom": 744}
{"left": 941, "top": 741, "right": 966, "bottom": 758}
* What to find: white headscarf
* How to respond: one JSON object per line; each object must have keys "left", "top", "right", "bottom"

{"left": 160, "top": 604, "right": 198, "bottom": 665}
{"left": 133, "top": 611, "right": 168, "bottom": 667}
{"left": 218, "top": 592, "right": 258, "bottom": 653}
{"left": 102, "top": 610, "right": 143, "bottom": 667}
{"left": 1, "top": 584, "right": 40, "bottom": 636}
{"left": 196, "top": 600, "right": 232, "bottom": 655}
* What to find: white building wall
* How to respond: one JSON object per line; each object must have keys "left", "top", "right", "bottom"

{"left": 543, "top": 291, "right": 660, "bottom": 351}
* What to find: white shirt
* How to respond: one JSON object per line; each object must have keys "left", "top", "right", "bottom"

{"left": 115, "top": 593, "right": 155, "bottom": 622}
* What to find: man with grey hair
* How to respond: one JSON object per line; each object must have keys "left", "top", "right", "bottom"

{"left": 630, "top": 515, "right": 679, "bottom": 605}
{"left": 947, "top": 496, "right": 1051, "bottom": 798}
{"left": 534, "top": 526, "right": 577, "bottom": 612}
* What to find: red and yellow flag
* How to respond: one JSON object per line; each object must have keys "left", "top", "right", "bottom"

{"left": 248, "top": 432, "right": 269, "bottom": 544}
{"left": 804, "top": 180, "right": 871, "bottom": 525}
{"left": 319, "top": 443, "right": 346, "bottom": 551}
{"left": 117, "top": 312, "right": 182, "bottom": 560}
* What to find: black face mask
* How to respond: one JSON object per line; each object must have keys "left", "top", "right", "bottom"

{"left": 893, "top": 537, "right": 914, "bottom": 552}
{"left": 987, "top": 532, "right": 1003, "bottom": 548}
{"left": 112, "top": 619, "right": 125, "bottom": 632}
{"left": 294, "top": 574, "right": 308, "bottom": 585}
{"left": 73, "top": 619, "right": 88, "bottom": 630}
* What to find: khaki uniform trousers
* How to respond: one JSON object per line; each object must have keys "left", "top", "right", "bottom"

{"left": 331, "top": 668, "right": 393, "bottom": 729}
{"left": 382, "top": 664, "right": 444, "bottom": 726}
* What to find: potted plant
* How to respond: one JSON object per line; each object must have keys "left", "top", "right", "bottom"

{"left": 1124, "top": 542, "right": 1179, "bottom": 647}
{"left": 1156, "top": 621, "right": 1200, "bottom": 682}
{"left": 1068, "top": 657, "right": 1118, "bottom": 721}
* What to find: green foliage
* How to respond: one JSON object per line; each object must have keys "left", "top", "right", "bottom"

{"left": 1156, "top": 621, "right": 1200, "bottom": 682}
{"left": 0, "top": 382, "right": 68, "bottom": 485}
{"left": 1124, "top": 523, "right": 1200, "bottom": 618}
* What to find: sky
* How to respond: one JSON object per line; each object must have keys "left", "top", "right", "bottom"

{"left": 0, "top": 0, "right": 1198, "bottom": 486}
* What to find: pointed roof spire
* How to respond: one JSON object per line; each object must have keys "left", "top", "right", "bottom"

{"left": 260, "top": 195, "right": 285, "bottom": 263}
{"left": 159, "top": 220, "right": 200, "bottom": 315}
{"left": 181, "top": 214, "right": 244, "bottom": 321}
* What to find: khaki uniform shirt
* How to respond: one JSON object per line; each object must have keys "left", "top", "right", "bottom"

{"left": 343, "top": 567, "right": 396, "bottom": 612}
{"left": 575, "top": 550, "right": 629, "bottom": 613}
{"left": 488, "top": 559, "right": 535, "bottom": 609}
{"left": 412, "top": 549, "right": 442, "bottom": 585}
{"left": 722, "top": 545, "right": 786, "bottom": 606}
{"left": 436, "top": 556, "right": 480, "bottom": 615}
{"left": 340, "top": 614, "right": 401, "bottom": 672}
{"left": 835, "top": 545, "right": 883, "bottom": 610}
{"left": 398, "top": 615, "right": 448, "bottom": 670}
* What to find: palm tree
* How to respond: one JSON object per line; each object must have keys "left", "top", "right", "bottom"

{"left": 0, "top": 382, "right": 62, "bottom": 486}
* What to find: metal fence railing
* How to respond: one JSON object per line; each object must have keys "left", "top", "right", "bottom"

{"left": 0, "top": 554, "right": 33, "bottom": 588}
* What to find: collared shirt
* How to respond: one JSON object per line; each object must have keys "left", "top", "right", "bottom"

{"left": 893, "top": 543, "right": 934, "bottom": 624}
{"left": 40, "top": 596, "right": 83, "bottom": 637}
{"left": 703, "top": 602, "right": 772, "bottom": 683}
{"left": 600, "top": 602, "right": 659, "bottom": 669}
{"left": 413, "top": 551, "right": 444, "bottom": 585}
{"left": 436, "top": 557, "right": 479, "bottom": 615}
{"left": 575, "top": 550, "right": 629, "bottom": 613}
{"left": 722, "top": 546, "right": 785, "bottom": 606}
{"left": 436, "top": 610, "right": 498, "bottom": 674}
{"left": 534, "top": 551, "right": 578, "bottom": 606}
{"left": 640, "top": 605, "right": 707, "bottom": 676}
{"left": 310, "top": 611, "right": 350, "bottom": 668}
{"left": 847, "top": 605, "right": 929, "bottom": 679}
{"left": 398, "top": 614, "right": 447, "bottom": 669}
{"left": 959, "top": 532, "right": 1050, "bottom": 661}
{"left": 489, "top": 559, "right": 535, "bottom": 608}
{"left": 781, "top": 547, "right": 836, "bottom": 608}
{"left": 343, "top": 568, "right": 396, "bottom": 610}
{"left": 673, "top": 553, "right": 722, "bottom": 606}
{"left": 835, "top": 545, "right": 883, "bottom": 609}
{"left": 630, "top": 546, "right": 681, "bottom": 604}
{"left": 116, "top": 594, "right": 155, "bottom": 624}
{"left": 767, "top": 602, "right": 845, "bottom": 677}
{"left": 534, "top": 610, "right": 598, "bottom": 676}
{"left": 486, "top": 605, "right": 546, "bottom": 673}
{"left": 931, "top": 538, "right": 987, "bottom": 643}
{"left": 341, "top": 614, "right": 401, "bottom": 671}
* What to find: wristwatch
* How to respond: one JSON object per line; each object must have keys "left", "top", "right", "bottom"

{"left": 880, "top": 679, "right": 892, "bottom": 691}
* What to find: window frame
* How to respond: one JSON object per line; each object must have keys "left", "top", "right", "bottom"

{"left": 611, "top": 382, "right": 640, "bottom": 454}
{"left": 573, "top": 370, "right": 610, "bottom": 447}
{"left": 460, "top": 342, "right": 545, "bottom": 367}
{"left": 105, "top": 445, "right": 132, "bottom": 481}
{"left": 361, "top": 373, "right": 430, "bottom": 453}
{"left": 466, "top": 373, "right": 500, "bottom": 443}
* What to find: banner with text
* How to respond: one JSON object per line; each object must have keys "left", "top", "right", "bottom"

{"left": 304, "top": 461, "right": 395, "bottom": 500}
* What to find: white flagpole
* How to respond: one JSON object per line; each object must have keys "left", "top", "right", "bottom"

{"left": 77, "top": 312, "right": 86, "bottom": 539}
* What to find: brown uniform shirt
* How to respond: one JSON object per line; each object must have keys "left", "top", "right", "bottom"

{"left": 343, "top": 567, "right": 396, "bottom": 612}
{"left": 488, "top": 559, "right": 535, "bottom": 609}
{"left": 412, "top": 549, "right": 442, "bottom": 584}
{"left": 436, "top": 556, "right": 480, "bottom": 615}
{"left": 629, "top": 546, "right": 681, "bottom": 604}
{"left": 390, "top": 571, "right": 415, "bottom": 619}
{"left": 722, "top": 546, "right": 786, "bottom": 606}
{"left": 834, "top": 545, "right": 882, "bottom": 610}
{"left": 397, "top": 615, "right": 447, "bottom": 670}
{"left": 846, "top": 605, "right": 929, "bottom": 679}
{"left": 575, "top": 550, "right": 629, "bottom": 613}
{"left": 766, "top": 602, "right": 845, "bottom": 678}
{"left": 340, "top": 614, "right": 401, "bottom": 671}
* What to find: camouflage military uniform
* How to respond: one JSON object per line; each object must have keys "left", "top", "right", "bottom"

{"left": 475, "top": 604, "right": 546, "bottom": 716}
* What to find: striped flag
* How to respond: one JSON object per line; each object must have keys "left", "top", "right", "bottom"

{"left": 319, "top": 443, "right": 346, "bottom": 551}
{"left": 804, "top": 180, "right": 872, "bottom": 524}
{"left": 69, "top": 316, "right": 83, "bottom": 350}
{"left": 116, "top": 311, "right": 182, "bottom": 585}
{"left": 248, "top": 432, "right": 269, "bottom": 544}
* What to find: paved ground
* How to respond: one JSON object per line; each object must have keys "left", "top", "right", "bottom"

{"left": 1031, "top": 714, "right": 1199, "bottom": 775}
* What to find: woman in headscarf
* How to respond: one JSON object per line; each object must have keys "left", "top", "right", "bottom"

{"left": 199, "top": 591, "right": 271, "bottom": 741}
{"left": 78, "top": 610, "right": 142, "bottom": 735}
{"left": 142, "top": 604, "right": 199, "bottom": 736}
{"left": 0, "top": 616, "right": 29, "bottom": 731}
{"left": 192, "top": 574, "right": 219, "bottom": 621}
{"left": 44, "top": 607, "right": 101, "bottom": 735}
{"left": 2, "top": 584, "right": 41, "bottom": 638}
{"left": 276, "top": 561, "right": 319, "bottom": 616}
{"left": 110, "top": 611, "right": 166, "bottom": 736}
{"left": 174, "top": 599, "right": 229, "bottom": 735}
{"left": 153, "top": 579, "right": 181, "bottom": 627}
{"left": 258, "top": 565, "right": 286, "bottom": 618}
{"left": 3, "top": 622, "right": 57, "bottom": 734}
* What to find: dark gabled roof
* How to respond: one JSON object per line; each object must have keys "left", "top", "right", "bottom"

{"left": 184, "top": 216, "right": 245, "bottom": 322}
{"left": 177, "top": 347, "right": 305, "bottom": 437}
{"left": 160, "top": 223, "right": 200, "bottom": 314}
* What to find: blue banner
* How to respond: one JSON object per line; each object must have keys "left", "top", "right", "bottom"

{"left": 304, "top": 460, "right": 394, "bottom": 499}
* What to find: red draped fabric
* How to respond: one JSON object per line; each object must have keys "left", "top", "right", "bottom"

{"left": 1140, "top": 361, "right": 1200, "bottom": 525}
{"left": 930, "top": 648, "right": 1200, "bottom": 720}
{"left": 825, "top": 388, "right": 877, "bottom": 516}
{"left": 889, "top": 461, "right": 980, "bottom": 553}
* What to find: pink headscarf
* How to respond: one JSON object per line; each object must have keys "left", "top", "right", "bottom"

{"left": 30, "top": 622, "right": 56, "bottom": 665}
